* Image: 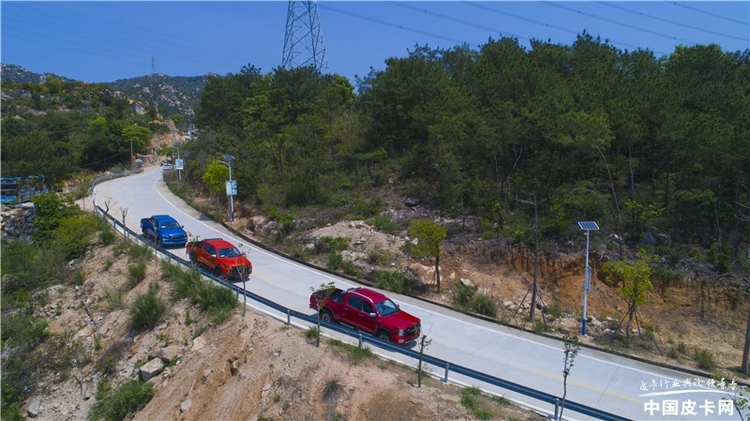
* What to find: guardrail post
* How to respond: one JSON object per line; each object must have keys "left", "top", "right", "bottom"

{"left": 443, "top": 362, "right": 450, "bottom": 383}
{"left": 358, "top": 333, "right": 363, "bottom": 349}
{"left": 554, "top": 398, "right": 560, "bottom": 420}
{"left": 286, "top": 309, "right": 291, "bottom": 325}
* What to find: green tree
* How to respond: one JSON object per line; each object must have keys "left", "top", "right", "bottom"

{"left": 407, "top": 219, "right": 447, "bottom": 292}
{"left": 202, "top": 160, "right": 229, "bottom": 208}
{"left": 121, "top": 125, "right": 152, "bottom": 155}
{"left": 558, "top": 333, "right": 580, "bottom": 420}
{"left": 604, "top": 258, "right": 653, "bottom": 338}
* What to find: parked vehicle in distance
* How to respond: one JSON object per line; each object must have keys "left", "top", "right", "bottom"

{"left": 310, "top": 287, "right": 421, "bottom": 344}
{"left": 140, "top": 215, "right": 188, "bottom": 247}
{"left": 186, "top": 238, "right": 252, "bottom": 281}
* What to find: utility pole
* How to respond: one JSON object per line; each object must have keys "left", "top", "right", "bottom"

{"left": 282, "top": 0, "right": 329, "bottom": 74}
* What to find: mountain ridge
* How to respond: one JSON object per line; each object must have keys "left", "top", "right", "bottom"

{"left": 1, "top": 63, "right": 205, "bottom": 121}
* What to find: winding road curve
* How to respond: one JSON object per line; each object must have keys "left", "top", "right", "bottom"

{"left": 90, "top": 166, "right": 740, "bottom": 421}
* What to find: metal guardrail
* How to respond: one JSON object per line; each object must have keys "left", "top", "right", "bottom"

{"left": 91, "top": 173, "right": 631, "bottom": 421}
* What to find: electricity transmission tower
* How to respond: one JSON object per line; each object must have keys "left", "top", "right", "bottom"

{"left": 282, "top": 0, "right": 329, "bottom": 74}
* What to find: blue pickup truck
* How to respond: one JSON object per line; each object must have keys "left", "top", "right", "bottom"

{"left": 140, "top": 215, "right": 188, "bottom": 247}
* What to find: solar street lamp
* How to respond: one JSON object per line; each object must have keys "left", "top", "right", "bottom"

{"left": 218, "top": 155, "right": 236, "bottom": 221}
{"left": 578, "top": 221, "right": 599, "bottom": 336}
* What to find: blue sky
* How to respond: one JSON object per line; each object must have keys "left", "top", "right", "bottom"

{"left": 2, "top": 1, "right": 748, "bottom": 85}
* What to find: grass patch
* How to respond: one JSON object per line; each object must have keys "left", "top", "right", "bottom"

{"left": 89, "top": 379, "right": 154, "bottom": 421}
{"left": 162, "top": 262, "right": 237, "bottom": 324}
{"left": 369, "top": 214, "right": 399, "bottom": 235}
{"left": 460, "top": 386, "right": 494, "bottom": 420}
{"left": 126, "top": 260, "right": 147, "bottom": 289}
{"left": 129, "top": 290, "right": 167, "bottom": 332}
{"left": 315, "top": 236, "right": 350, "bottom": 254}
{"left": 367, "top": 247, "right": 396, "bottom": 266}
{"left": 451, "top": 281, "right": 498, "bottom": 318}
{"left": 322, "top": 378, "right": 343, "bottom": 402}
{"left": 370, "top": 270, "right": 418, "bottom": 296}
{"left": 306, "top": 326, "right": 319, "bottom": 341}
{"left": 695, "top": 349, "right": 717, "bottom": 371}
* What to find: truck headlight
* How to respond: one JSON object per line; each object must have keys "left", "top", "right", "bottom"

{"left": 398, "top": 329, "right": 405, "bottom": 336}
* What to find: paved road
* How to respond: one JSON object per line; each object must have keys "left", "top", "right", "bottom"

{"left": 90, "top": 166, "right": 742, "bottom": 421}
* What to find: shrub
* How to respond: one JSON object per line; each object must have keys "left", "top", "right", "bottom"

{"left": 306, "top": 326, "right": 319, "bottom": 341}
{"left": 167, "top": 267, "right": 203, "bottom": 302}
{"left": 278, "top": 212, "right": 296, "bottom": 234}
{"left": 322, "top": 379, "right": 343, "bottom": 402}
{"left": 197, "top": 283, "right": 237, "bottom": 324}
{"left": 73, "top": 269, "right": 86, "bottom": 286}
{"left": 1, "top": 241, "right": 67, "bottom": 296}
{"left": 472, "top": 293, "right": 498, "bottom": 319}
{"left": 342, "top": 261, "right": 361, "bottom": 277}
{"left": 163, "top": 264, "right": 236, "bottom": 323}
{"left": 695, "top": 349, "right": 716, "bottom": 371}
{"left": 546, "top": 300, "right": 564, "bottom": 319}
{"left": 55, "top": 214, "right": 100, "bottom": 260}
{"left": 129, "top": 292, "right": 167, "bottom": 331}
{"left": 348, "top": 345, "right": 375, "bottom": 364}
{"left": 127, "top": 243, "right": 152, "bottom": 261}
{"left": 98, "top": 226, "right": 118, "bottom": 246}
{"left": 370, "top": 270, "right": 417, "bottom": 296}
{"left": 369, "top": 214, "right": 399, "bottom": 235}
{"left": 315, "top": 236, "right": 349, "bottom": 254}
{"left": 451, "top": 281, "right": 476, "bottom": 312}
{"left": 367, "top": 247, "right": 395, "bottom": 266}
{"left": 103, "top": 287, "right": 125, "bottom": 309}
{"left": 89, "top": 379, "right": 154, "bottom": 421}
{"left": 327, "top": 253, "right": 343, "bottom": 271}
{"left": 126, "top": 261, "right": 147, "bottom": 289}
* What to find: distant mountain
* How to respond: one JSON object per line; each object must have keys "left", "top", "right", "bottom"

{"left": 108, "top": 73, "right": 207, "bottom": 120}
{"left": 1, "top": 63, "right": 206, "bottom": 122}
{"left": 0, "top": 63, "right": 75, "bottom": 84}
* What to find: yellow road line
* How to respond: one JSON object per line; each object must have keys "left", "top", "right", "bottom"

{"left": 533, "top": 369, "right": 641, "bottom": 403}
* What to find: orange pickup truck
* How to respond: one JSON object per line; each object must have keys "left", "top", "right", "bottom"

{"left": 186, "top": 238, "right": 252, "bottom": 281}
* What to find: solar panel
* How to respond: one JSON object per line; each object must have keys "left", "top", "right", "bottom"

{"left": 578, "top": 221, "right": 600, "bottom": 231}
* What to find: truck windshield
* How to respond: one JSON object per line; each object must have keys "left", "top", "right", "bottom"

{"left": 218, "top": 247, "right": 241, "bottom": 258}
{"left": 160, "top": 221, "right": 180, "bottom": 229}
{"left": 375, "top": 299, "right": 399, "bottom": 316}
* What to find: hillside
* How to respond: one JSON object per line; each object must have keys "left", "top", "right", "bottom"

{"left": 23, "top": 237, "right": 547, "bottom": 421}
{"left": 0, "top": 63, "right": 203, "bottom": 122}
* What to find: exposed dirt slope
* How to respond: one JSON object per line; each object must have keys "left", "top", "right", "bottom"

{"left": 28, "top": 242, "right": 547, "bottom": 421}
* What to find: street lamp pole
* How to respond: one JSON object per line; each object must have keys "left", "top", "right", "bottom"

{"left": 130, "top": 139, "right": 134, "bottom": 171}
{"left": 577, "top": 221, "right": 599, "bottom": 336}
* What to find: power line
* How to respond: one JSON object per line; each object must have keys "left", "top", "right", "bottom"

{"left": 597, "top": 2, "right": 748, "bottom": 42}
{"left": 320, "top": 3, "right": 468, "bottom": 47}
{"left": 545, "top": 2, "right": 700, "bottom": 47}
{"left": 672, "top": 2, "right": 750, "bottom": 27}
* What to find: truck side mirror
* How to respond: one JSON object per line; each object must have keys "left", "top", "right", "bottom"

{"left": 368, "top": 312, "right": 376, "bottom": 318}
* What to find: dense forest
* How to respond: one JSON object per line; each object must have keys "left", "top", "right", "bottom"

{"left": 2, "top": 34, "right": 748, "bottom": 272}
{"left": 186, "top": 34, "right": 749, "bottom": 271}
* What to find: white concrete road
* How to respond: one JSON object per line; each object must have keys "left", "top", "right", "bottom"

{"left": 89, "top": 166, "right": 742, "bottom": 421}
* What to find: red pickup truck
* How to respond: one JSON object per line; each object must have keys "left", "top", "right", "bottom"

{"left": 310, "top": 287, "right": 421, "bottom": 344}
{"left": 186, "top": 238, "right": 252, "bottom": 281}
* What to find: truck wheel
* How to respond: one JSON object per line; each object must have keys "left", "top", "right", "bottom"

{"left": 320, "top": 309, "right": 334, "bottom": 323}
{"left": 189, "top": 252, "right": 196, "bottom": 263}
{"left": 213, "top": 266, "right": 223, "bottom": 277}
{"left": 377, "top": 331, "right": 391, "bottom": 343}
{"left": 155, "top": 237, "right": 162, "bottom": 247}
